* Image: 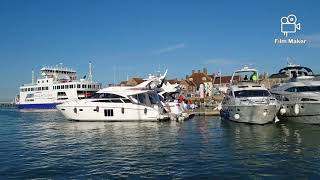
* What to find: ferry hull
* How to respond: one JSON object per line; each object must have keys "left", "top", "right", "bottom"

{"left": 16, "top": 103, "right": 60, "bottom": 109}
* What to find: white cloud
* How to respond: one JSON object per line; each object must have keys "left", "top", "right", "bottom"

{"left": 153, "top": 43, "right": 187, "bottom": 54}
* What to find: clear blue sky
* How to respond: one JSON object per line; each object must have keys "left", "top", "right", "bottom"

{"left": 0, "top": 0, "right": 320, "bottom": 100}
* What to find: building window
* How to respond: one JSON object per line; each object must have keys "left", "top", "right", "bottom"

{"left": 104, "top": 109, "right": 114, "bottom": 116}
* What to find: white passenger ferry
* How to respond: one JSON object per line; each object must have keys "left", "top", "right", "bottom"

{"left": 16, "top": 63, "right": 102, "bottom": 109}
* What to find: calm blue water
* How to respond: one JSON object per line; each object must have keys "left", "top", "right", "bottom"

{"left": 0, "top": 108, "right": 320, "bottom": 179}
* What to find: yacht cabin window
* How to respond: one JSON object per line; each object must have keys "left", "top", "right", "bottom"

{"left": 285, "top": 86, "right": 320, "bottom": 93}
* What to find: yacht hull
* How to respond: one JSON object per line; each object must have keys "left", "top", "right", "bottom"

{"left": 279, "top": 103, "right": 320, "bottom": 124}
{"left": 57, "top": 105, "right": 169, "bottom": 122}
{"left": 221, "top": 105, "right": 278, "bottom": 124}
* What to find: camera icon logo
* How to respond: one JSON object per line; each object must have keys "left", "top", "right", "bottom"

{"left": 281, "top": 14, "right": 301, "bottom": 37}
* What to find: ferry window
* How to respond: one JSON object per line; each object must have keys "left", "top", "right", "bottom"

{"left": 26, "top": 94, "right": 34, "bottom": 98}
{"left": 88, "top": 85, "right": 92, "bottom": 88}
{"left": 46, "top": 80, "right": 48, "bottom": 83}
{"left": 58, "top": 92, "right": 67, "bottom": 96}
{"left": 38, "top": 81, "right": 40, "bottom": 83}
{"left": 70, "top": 85, "right": 73, "bottom": 88}
{"left": 65, "top": 85, "right": 69, "bottom": 89}
{"left": 61, "top": 85, "right": 64, "bottom": 89}
{"left": 42, "top": 80, "right": 44, "bottom": 83}
{"left": 234, "top": 90, "right": 271, "bottom": 98}
{"left": 45, "top": 87, "right": 48, "bottom": 90}
{"left": 31, "top": 88, "right": 34, "bottom": 91}
{"left": 104, "top": 109, "right": 114, "bottom": 116}
{"left": 77, "top": 84, "right": 80, "bottom": 88}
{"left": 42, "top": 87, "right": 45, "bottom": 90}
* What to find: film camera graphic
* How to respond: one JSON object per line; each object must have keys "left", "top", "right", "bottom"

{"left": 281, "top": 14, "right": 301, "bottom": 37}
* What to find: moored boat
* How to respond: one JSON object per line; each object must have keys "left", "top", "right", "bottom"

{"left": 220, "top": 66, "right": 279, "bottom": 124}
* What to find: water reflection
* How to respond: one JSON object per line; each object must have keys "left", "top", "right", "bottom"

{"left": 1, "top": 110, "right": 320, "bottom": 178}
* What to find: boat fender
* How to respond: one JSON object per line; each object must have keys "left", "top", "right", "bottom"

{"left": 144, "top": 108, "right": 147, "bottom": 114}
{"left": 234, "top": 113, "right": 240, "bottom": 120}
{"left": 279, "top": 107, "right": 286, "bottom": 115}
{"left": 274, "top": 116, "right": 280, "bottom": 123}
{"left": 294, "top": 104, "right": 300, "bottom": 115}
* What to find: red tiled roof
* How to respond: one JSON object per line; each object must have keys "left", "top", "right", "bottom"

{"left": 131, "top": 78, "right": 144, "bottom": 84}
{"left": 188, "top": 72, "right": 213, "bottom": 87}
{"left": 212, "top": 75, "right": 241, "bottom": 84}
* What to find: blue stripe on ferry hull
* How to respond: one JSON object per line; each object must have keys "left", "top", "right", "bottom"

{"left": 16, "top": 103, "right": 59, "bottom": 109}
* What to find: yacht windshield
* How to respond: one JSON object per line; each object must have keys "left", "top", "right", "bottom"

{"left": 234, "top": 90, "right": 271, "bottom": 98}
{"left": 149, "top": 93, "right": 160, "bottom": 105}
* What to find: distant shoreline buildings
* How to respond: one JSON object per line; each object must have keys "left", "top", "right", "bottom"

{"left": 114, "top": 68, "right": 255, "bottom": 98}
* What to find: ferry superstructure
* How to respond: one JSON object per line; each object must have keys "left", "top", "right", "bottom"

{"left": 16, "top": 63, "right": 102, "bottom": 109}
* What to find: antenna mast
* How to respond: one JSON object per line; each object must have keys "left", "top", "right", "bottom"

{"left": 31, "top": 69, "right": 35, "bottom": 84}
{"left": 88, "top": 62, "right": 93, "bottom": 82}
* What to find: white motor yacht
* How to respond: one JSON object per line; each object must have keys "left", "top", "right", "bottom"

{"left": 220, "top": 66, "right": 279, "bottom": 124}
{"left": 57, "top": 79, "right": 169, "bottom": 121}
{"left": 270, "top": 63, "right": 320, "bottom": 124}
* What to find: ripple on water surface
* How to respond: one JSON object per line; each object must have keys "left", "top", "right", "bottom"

{"left": 0, "top": 109, "right": 320, "bottom": 178}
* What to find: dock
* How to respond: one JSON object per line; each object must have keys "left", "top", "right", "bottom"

{"left": 187, "top": 108, "right": 220, "bottom": 116}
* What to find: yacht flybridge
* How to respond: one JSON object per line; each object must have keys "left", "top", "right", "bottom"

{"left": 220, "top": 66, "right": 279, "bottom": 124}
{"left": 16, "top": 63, "right": 101, "bottom": 109}
{"left": 270, "top": 63, "right": 320, "bottom": 124}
